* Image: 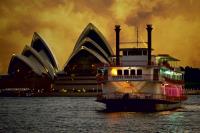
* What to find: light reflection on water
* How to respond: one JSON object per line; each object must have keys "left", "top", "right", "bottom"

{"left": 0, "top": 96, "right": 199, "bottom": 133}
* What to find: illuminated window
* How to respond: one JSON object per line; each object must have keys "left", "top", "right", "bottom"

{"left": 111, "top": 69, "right": 117, "bottom": 76}
{"left": 137, "top": 69, "right": 142, "bottom": 75}
{"left": 131, "top": 70, "right": 135, "bottom": 75}
{"left": 117, "top": 70, "right": 122, "bottom": 75}
{"left": 124, "top": 69, "right": 129, "bottom": 75}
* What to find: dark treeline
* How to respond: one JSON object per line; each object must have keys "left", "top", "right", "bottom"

{"left": 181, "top": 66, "right": 200, "bottom": 89}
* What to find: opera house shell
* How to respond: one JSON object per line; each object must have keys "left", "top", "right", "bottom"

{"left": 0, "top": 32, "right": 58, "bottom": 92}
{"left": 64, "top": 23, "right": 113, "bottom": 76}
{"left": 9, "top": 32, "right": 58, "bottom": 80}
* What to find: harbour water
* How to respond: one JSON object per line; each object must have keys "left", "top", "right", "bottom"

{"left": 0, "top": 96, "right": 199, "bottom": 133}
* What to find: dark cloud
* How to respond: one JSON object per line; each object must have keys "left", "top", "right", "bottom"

{"left": 126, "top": 10, "right": 152, "bottom": 26}
{"left": 125, "top": 0, "right": 200, "bottom": 26}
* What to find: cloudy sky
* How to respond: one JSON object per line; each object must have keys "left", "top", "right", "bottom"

{"left": 0, "top": 0, "right": 199, "bottom": 74}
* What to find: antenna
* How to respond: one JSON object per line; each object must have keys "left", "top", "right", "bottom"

{"left": 120, "top": 26, "right": 147, "bottom": 46}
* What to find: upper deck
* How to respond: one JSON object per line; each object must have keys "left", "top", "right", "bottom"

{"left": 107, "top": 66, "right": 159, "bottom": 81}
{"left": 97, "top": 55, "right": 184, "bottom": 83}
{"left": 120, "top": 48, "right": 151, "bottom": 66}
{"left": 97, "top": 65, "right": 184, "bottom": 84}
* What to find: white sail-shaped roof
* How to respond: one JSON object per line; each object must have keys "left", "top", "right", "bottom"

{"left": 63, "top": 39, "right": 110, "bottom": 69}
{"left": 75, "top": 37, "right": 110, "bottom": 61}
{"left": 64, "top": 46, "right": 108, "bottom": 69}
{"left": 31, "top": 32, "right": 58, "bottom": 71}
{"left": 8, "top": 55, "right": 43, "bottom": 76}
{"left": 22, "top": 45, "right": 55, "bottom": 79}
{"left": 73, "top": 23, "right": 113, "bottom": 56}
{"left": 64, "top": 23, "right": 113, "bottom": 70}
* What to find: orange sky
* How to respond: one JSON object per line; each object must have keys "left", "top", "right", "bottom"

{"left": 0, "top": 0, "right": 200, "bottom": 74}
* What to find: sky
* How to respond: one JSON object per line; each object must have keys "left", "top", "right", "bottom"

{"left": 0, "top": 0, "right": 200, "bottom": 74}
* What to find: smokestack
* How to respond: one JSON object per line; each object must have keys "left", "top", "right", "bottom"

{"left": 146, "top": 24, "right": 153, "bottom": 65}
{"left": 115, "top": 25, "right": 121, "bottom": 66}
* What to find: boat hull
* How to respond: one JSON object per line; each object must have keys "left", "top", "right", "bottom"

{"left": 97, "top": 98, "right": 182, "bottom": 112}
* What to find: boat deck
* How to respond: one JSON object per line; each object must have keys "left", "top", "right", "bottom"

{"left": 97, "top": 93, "right": 187, "bottom": 104}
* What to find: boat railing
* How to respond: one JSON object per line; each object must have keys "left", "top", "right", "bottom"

{"left": 160, "top": 66, "right": 184, "bottom": 82}
{"left": 97, "top": 93, "right": 186, "bottom": 102}
{"left": 109, "top": 74, "right": 154, "bottom": 81}
{"left": 163, "top": 77, "right": 184, "bottom": 84}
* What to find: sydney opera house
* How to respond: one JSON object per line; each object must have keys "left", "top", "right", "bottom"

{"left": 0, "top": 23, "right": 114, "bottom": 95}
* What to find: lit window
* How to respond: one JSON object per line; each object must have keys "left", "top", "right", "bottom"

{"left": 124, "top": 70, "right": 129, "bottom": 75}
{"left": 137, "top": 69, "right": 142, "bottom": 75}
{"left": 111, "top": 69, "right": 117, "bottom": 76}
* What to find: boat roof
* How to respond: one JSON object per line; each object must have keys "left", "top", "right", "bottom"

{"left": 156, "top": 54, "right": 180, "bottom": 61}
{"left": 120, "top": 48, "right": 154, "bottom": 51}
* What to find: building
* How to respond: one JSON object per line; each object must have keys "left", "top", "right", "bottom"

{"left": 0, "top": 23, "right": 115, "bottom": 95}
{"left": 0, "top": 33, "right": 58, "bottom": 95}
{"left": 54, "top": 23, "right": 114, "bottom": 92}
{"left": 63, "top": 23, "right": 113, "bottom": 76}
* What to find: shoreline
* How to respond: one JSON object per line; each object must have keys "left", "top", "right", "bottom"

{"left": 0, "top": 91, "right": 200, "bottom": 97}
{"left": 185, "top": 89, "right": 200, "bottom": 95}
{"left": 0, "top": 92, "right": 99, "bottom": 97}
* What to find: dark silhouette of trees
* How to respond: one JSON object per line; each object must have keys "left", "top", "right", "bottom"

{"left": 184, "top": 66, "right": 200, "bottom": 89}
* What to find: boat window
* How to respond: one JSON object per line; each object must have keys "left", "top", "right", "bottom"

{"left": 120, "top": 51, "right": 123, "bottom": 56}
{"left": 135, "top": 50, "right": 142, "bottom": 55}
{"left": 117, "top": 70, "right": 122, "bottom": 75}
{"left": 143, "top": 50, "right": 147, "bottom": 55}
{"left": 123, "top": 51, "right": 128, "bottom": 56}
{"left": 137, "top": 69, "right": 142, "bottom": 75}
{"left": 124, "top": 69, "right": 129, "bottom": 75}
{"left": 130, "top": 69, "right": 135, "bottom": 75}
{"left": 128, "top": 51, "right": 134, "bottom": 55}
{"left": 128, "top": 50, "right": 142, "bottom": 55}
